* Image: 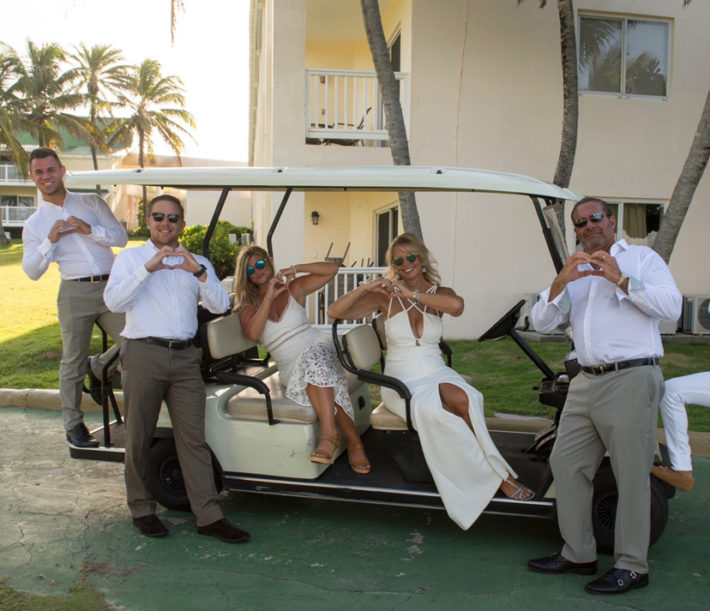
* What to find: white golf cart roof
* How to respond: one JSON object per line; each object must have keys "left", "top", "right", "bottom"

{"left": 65, "top": 165, "right": 577, "bottom": 200}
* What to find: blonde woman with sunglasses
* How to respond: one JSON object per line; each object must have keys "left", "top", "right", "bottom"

{"left": 328, "top": 233, "right": 533, "bottom": 530}
{"left": 233, "top": 246, "right": 370, "bottom": 474}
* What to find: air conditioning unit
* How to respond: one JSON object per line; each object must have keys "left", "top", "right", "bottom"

{"left": 682, "top": 295, "right": 710, "bottom": 335}
{"left": 515, "top": 293, "right": 565, "bottom": 334}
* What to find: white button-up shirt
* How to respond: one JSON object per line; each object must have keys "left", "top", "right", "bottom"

{"left": 531, "top": 240, "right": 682, "bottom": 366}
{"left": 104, "top": 240, "right": 230, "bottom": 340}
{"left": 21, "top": 191, "right": 128, "bottom": 280}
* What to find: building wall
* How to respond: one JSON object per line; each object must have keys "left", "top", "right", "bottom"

{"left": 254, "top": 0, "right": 710, "bottom": 337}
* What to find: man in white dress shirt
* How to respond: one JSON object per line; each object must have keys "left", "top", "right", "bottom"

{"left": 527, "top": 197, "right": 681, "bottom": 594}
{"left": 104, "top": 194, "right": 249, "bottom": 542}
{"left": 22, "top": 148, "right": 127, "bottom": 448}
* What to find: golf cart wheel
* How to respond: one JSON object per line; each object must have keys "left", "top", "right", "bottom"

{"left": 591, "top": 463, "right": 669, "bottom": 555}
{"left": 148, "top": 438, "right": 191, "bottom": 511}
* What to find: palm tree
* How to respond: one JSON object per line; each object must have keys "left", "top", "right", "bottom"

{"left": 3, "top": 41, "right": 90, "bottom": 148}
{"left": 653, "top": 87, "right": 710, "bottom": 263}
{"left": 108, "top": 58, "right": 195, "bottom": 219}
{"left": 68, "top": 44, "right": 129, "bottom": 172}
{"left": 360, "top": 0, "right": 422, "bottom": 239}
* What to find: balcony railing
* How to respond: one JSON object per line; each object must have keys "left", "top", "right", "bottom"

{"left": 306, "top": 266, "right": 386, "bottom": 329}
{"left": 305, "top": 68, "right": 409, "bottom": 146}
{"left": 0, "top": 164, "right": 33, "bottom": 184}
{"left": 1, "top": 205, "right": 37, "bottom": 225}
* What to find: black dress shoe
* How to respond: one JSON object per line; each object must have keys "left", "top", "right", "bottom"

{"left": 66, "top": 422, "right": 99, "bottom": 448}
{"left": 86, "top": 356, "right": 103, "bottom": 405}
{"left": 133, "top": 514, "right": 169, "bottom": 538}
{"left": 585, "top": 568, "right": 648, "bottom": 594}
{"left": 197, "top": 518, "right": 250, "bottom": 543}
{"left": 528, "top": 553, "right": 597, "bottom": 575}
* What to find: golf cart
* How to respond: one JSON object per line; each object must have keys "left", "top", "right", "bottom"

{"left": 65, "top": 165, "right": 674, "bottom": 552}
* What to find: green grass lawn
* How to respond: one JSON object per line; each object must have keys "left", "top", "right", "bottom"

{"left": 2, "top": 240, "right": 710, "bottom": 430}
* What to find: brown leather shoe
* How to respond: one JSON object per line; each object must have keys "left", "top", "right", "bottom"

{"left": 133, "top": 514, "right": 168, "bottom": 537}
{"left": 197, "top": 518, "right": 250, "bottom": 543}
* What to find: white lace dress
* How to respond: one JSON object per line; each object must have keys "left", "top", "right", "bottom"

{"left": 260, "top": 294, "right": 354, "bottom": 419}
{"left": 381, "top": 289, "right": 516, "bottom": 529}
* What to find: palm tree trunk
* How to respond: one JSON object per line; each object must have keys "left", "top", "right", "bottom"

{"left": 138, "top": 131, "right": 149, "bottom": 224}
{"left": 551, "top": 0, "right": 578, "bottom": 233}
{"left": 360, "top": 0, "right": 422, "bottom": 239}
{"left": 653, "top": 87, "right": 710, "bottom": 263}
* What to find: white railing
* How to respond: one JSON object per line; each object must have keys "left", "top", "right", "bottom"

{"left": 305, "top": 68, "right": 409, "bottom": 146}
{"left": 0, "top": 164, "right": 32, "bottom": 184}
{"left": 1, "top": 205, "right": 36, "bottom": 225}
{"left": 306, "top": 266, "right": 386, "bottom": 329}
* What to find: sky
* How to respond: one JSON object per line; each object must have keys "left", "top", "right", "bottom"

{"left": 3, "top": 0, "right": 250, "bottom": 162}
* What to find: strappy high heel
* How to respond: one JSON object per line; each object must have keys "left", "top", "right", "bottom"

{"left": 500, "top": 477, "right": 535, "bottom": 501}
{"left": 310, "top": 433, "right": 339, "bottom": 465}
{"left": 347, "top": 442, "right": 371, "bottom": 475}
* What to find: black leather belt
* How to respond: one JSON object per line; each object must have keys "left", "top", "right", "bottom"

{"left": 581, "top": 357, "right": 659, "bottom": 376}
{"left": 137, "top": 337, "right": 196, "bottom": 350}
{"left": 71, "top": 274, "right": 110, "bottom": 283}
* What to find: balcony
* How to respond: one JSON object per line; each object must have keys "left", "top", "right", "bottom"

{"left": 305, "top": 69, "right": 409, "bottom": 146}
{"left": 1, "top": 205, "right": 37, "bottom": 227}
{"left": 0, "top": 163, "right": 33, "bottom": 185}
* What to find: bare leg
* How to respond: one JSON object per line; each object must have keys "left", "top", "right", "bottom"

{"left": 439, "top": 382, "right": 533, "bottom": 500}
{"left": 335, "top": 405, "right": 371, "bottom": 474}
{"left": 306, "top": 384, "right": 339, "bottom": 462}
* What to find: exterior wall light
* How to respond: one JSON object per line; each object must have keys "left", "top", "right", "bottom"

{"left": 311, "top": 210, "right": 320, "bottom": 225}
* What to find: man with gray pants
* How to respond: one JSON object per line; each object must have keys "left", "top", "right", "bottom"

{"left": 22, "top": 148, "right": 126, "bottom": 447}
{"left": 527, "top": 197, "right": 681, "bottom": 594}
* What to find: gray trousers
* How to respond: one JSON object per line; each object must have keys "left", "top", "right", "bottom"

{"left": 57, "top": 279, "right": 125, "bottom": 430}
{"left": 550, "top": 365, "right": 663, "bottom": 573}
{"left": 121, "top": 339, "right": 223, "bottom": 526}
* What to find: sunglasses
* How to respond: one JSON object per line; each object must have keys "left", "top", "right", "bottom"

{"left": 572, "top": 212, "right": 606, "bottom": 228}
{"left": 151, "top": 212, "right": 182, "bottom": 223}
{"left": 393, "top": 253, "right": 418, "bottom": 266}
{"left": 246, "top": 259, "right": 267, "bottom": 277}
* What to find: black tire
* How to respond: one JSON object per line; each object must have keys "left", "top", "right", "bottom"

{"left": 148, "top": 438, "right": 191, "bottom": 511}
{"left": 591, "top": 463, "right": 669, "bottom": 555}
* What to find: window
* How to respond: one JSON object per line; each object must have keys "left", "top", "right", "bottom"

{"left": 1, "top": 195, "right": 35, "bottom": 207}
{"left": 609, "top": 201, "right": 664, "bottom": 245}
{"left": 376, "top": 205, "right": 398, "bottom": 265}
{"left": 579, "top": 14, "right": 670, "bottom": 98}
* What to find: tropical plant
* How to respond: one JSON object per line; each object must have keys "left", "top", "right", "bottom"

{"left": 107, "top": 58, "right": 195, "bottom": 219}
{"left": 180, "top": 221, "right": 253, "bottom": 279}
{"left": 1, "top": 41, "right": 93, "bottom": 148}
{"left": 360, "top": 0, "right": 422, "bottom": 239}
{"left": 68, "top": 44, "right": 129, "bottom": 171}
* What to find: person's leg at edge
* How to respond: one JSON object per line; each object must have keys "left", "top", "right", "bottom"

{"left": 307, "top": 384, "right": 340, "bottom": 462}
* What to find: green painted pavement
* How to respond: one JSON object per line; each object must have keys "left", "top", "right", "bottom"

{"left": 1, "top": 407, "right": 707, "bottom": 610}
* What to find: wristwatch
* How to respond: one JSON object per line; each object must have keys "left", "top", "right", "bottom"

{"left": 193, "top": 264, "right": 207, "bottom": 278}
{"left": 616, "top": 273, "right": 628, "bottom": 287}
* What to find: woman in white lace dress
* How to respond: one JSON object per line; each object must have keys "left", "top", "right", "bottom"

{"left": 328, "top": 233, "right": 533, "bottom": 529}
{"left": 233, "top": 245, "right": 370, "bottom": 474}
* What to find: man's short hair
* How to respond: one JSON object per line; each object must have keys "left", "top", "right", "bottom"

{"left": 572, "top": 197, "right": 613, "bottom": 219}
{"left": 148, "top": 194, "right": 185, "bottom": 218}
{"left": 29, "top": 147, "right": 62, "bottom": 166}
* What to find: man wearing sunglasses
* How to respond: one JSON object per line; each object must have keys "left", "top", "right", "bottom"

{"left": 104, "top": 195, "right": 249, "bottom": 543}
{"left": 22, "top": 148, "right": 128, "bottom": 448}
{"left": 528, "top": 197, "right": 681, "bottom": 594}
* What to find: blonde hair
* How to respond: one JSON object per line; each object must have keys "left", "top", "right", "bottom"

{"left": 385, "top": 233, "right": 441, "bottom": 285}
{"left": 232, "top": 245, "right": 272, "bottom": 312}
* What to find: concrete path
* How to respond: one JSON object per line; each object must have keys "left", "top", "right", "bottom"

{"left": 1, "top": 406, "right": 708, "bottom": 610}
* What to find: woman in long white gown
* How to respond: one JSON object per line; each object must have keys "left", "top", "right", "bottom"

{"left": 234, "top": 245, "right": 370, "bottom": 474}
{"left": 328, "top": 233, "right": 533, "bottom": 529}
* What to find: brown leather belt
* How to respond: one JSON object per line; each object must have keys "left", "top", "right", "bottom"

{"left": 71, "top": 274, "right": 110, "bottom": 283}
{"left": 581, "top": 357, "right": 658, "bottom": 376}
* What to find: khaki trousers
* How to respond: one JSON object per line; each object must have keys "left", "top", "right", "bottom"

{"left": 550, "top": 365, "right": 663, "bottom": 573}
{"left": 57, "top": 279, "right": 125, "bottom": 430}
{"left": 121, "top": 340, "right": 223, "bottom": 526}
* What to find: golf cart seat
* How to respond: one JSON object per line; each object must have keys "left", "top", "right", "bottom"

{"left": 339, "top": 314, "right": 472, "bottom": 432}
{"left": 200, "top": 313, "right": 373, "bottom": 479}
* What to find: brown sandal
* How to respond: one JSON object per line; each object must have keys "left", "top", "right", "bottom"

{"left": 347, "top": 442, "right": 371, "bottom": 475}
{"left": 310, "top": 433, "right": 339, "bottom": 465}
